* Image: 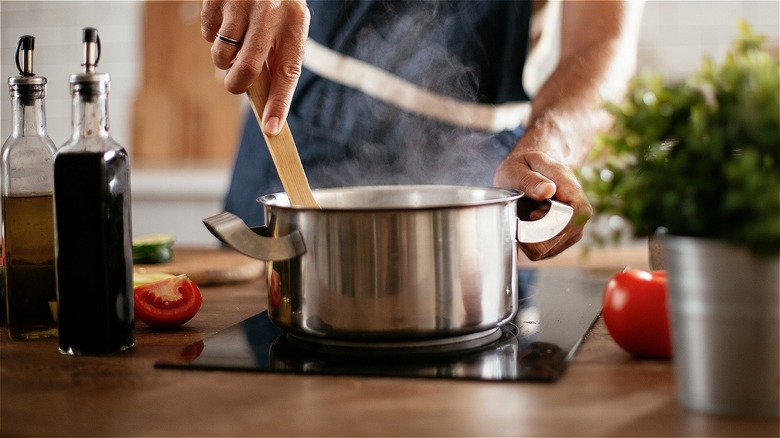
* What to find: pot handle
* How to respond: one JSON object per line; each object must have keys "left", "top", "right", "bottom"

{"left": 203, "top": 211, "right": 307, "bottom": 261}
{"left": 516, "top": 199, "right": 574, "bottom": 243}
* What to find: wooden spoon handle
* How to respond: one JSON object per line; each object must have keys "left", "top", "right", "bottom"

{"left": 246, "top": 64, "right": 319, "bottom": 208}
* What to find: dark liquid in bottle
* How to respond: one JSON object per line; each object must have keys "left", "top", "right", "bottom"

{"left": 2, "top": 194, "right": 58, "bottom": 339}
{"left": 54, "top": 149, "right": 135, "bottom": 355}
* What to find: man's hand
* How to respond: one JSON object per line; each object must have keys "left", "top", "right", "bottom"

{"left": 201, "top": 0, "right": 310, "bottom": 136}
{"left": 494, "top": 147, "right": 592, "bottom": 261}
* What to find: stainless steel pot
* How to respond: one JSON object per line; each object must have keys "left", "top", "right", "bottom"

{"left": 204, "top": 185, "right": 572, "bottom": 341}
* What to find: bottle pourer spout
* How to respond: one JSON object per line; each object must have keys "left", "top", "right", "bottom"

{"left": 82, "top": 27, "right": 101, "bottom": 73}
{"left": 15, "top": 35, "right": 36, "bottom": 77}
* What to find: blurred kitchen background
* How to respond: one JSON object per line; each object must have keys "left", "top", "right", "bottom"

{"left": 1, "top": 1, "right": 778, "bottom": 247}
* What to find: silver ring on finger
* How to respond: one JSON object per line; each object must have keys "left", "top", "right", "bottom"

{"left": 215, "top": 33, "right": 243, "bottom": 46}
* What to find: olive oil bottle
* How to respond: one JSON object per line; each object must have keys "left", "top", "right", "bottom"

{"left": 1, "top": 35, "right": 59, "bottom": 340}
{"left": 54, "top": 28, "right": 135, "bottom": 355}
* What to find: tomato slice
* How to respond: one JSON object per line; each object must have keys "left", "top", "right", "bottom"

{"left": 134, "top": 274, "right": 203, "bottom": 328}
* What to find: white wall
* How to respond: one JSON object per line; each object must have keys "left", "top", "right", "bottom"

{"left": 1, "top": 1, "right": 778, "bottom": 247}
{"left": 638, "top": 1, "right": 779, "bottom": 80}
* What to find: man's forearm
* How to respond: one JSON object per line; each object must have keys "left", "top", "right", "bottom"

{"left": 522, "top": 0, "right": 644, "bottom": 166}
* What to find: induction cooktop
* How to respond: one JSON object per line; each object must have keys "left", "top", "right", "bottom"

{"left": 156, "top": 267, "right": 617, "bottom": 382}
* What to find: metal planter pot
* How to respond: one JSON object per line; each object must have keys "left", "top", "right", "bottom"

{"left": 663, "top": 235, "right": 779, "bottom": 418}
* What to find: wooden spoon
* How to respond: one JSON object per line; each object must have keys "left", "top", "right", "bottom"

{"left": 245, "top": 63, "right": 319, "bottom": 208}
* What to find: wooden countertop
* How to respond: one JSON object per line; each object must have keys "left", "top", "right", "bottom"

{"left": 2, "top": 247, "right": 777, "bottom": 436}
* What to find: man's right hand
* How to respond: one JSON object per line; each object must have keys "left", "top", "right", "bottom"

{"left": 201, "top": 0, "right": 310, "bottom": 136}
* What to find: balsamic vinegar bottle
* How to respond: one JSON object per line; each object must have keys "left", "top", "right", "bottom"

{"left": 54, "top": 28, "right": 135, "bottom": 355}
{"left": 1, "top": 35, "right": 59, "bottom": 340}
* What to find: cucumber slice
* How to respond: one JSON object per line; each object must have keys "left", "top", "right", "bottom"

{"left": 133, "top": 233, "right": 176, "bottom": 264}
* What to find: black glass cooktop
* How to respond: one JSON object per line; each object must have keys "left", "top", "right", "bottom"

{"left": 156, "top": 267, "right": 617, "bottom": 382}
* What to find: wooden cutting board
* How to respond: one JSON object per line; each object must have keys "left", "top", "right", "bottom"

{"left": 134, "top": 248, "right": 265, "bottom": 286}
{"left": 131, "top": 1, "right": 242, "bottom": 165}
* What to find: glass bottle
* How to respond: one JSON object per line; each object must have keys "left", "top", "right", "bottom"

{"left": 54, "top": 28, "right": 134, "bottom": 355}
{"left": 1, "top": 35, "right": 59, "bottom": 340}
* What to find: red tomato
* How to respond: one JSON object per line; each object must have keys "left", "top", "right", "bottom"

{"left": 602, "top": 269, "right": 671, "bottom": 358}
{"left": 134, "top": 274, "right": 203, "bottom": 328}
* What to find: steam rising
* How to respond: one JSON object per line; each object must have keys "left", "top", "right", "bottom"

{"left": 302, "top": 2, "right": 513, "bottom": 190}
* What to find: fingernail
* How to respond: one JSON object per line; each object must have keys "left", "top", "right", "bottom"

{"left": 264, "top": 117, "right": 281, "bottom": 136}
{"left": 533, "top": 181, "right": 555, "bottom": 198}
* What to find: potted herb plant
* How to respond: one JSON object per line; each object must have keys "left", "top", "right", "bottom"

{"left": 579, "top": 22, "right": 779, "bottom": 418}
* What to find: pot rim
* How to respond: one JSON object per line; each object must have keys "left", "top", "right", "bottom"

{"left": 257, "top": 184, "right": 524, "bottom": 212}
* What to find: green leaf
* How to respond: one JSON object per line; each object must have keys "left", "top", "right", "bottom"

{"left": 580, "top": 22, "right": 780, "bottom": 257}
